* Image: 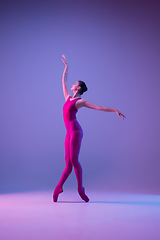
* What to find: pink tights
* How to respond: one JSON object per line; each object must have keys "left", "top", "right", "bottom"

{"left": 53, "top": 120, "right": 89, "bottom": 202}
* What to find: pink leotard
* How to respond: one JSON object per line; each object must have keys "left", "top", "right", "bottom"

{"left": 63, "top": 96, "right": 83, "bottom": 134}
{"left": 63, "top": 96, "right": 80, "bottom": 121}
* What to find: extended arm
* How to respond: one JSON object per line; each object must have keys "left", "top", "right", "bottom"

{"left": 61, "top": 55, "right": 70, "bottom": 101}
{"left": 76, "top": 99, "right": 126, "bottom": 120}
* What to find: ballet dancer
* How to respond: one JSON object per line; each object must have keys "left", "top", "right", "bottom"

{"left": 53, "top": 55, "right": 126, "bottom": 202}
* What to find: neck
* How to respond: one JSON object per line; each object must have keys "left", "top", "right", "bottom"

{"left": 73, "top": 92, "right": 81, "bottom": 98}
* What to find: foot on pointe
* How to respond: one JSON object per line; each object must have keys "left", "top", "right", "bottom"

{"left": 78, "top": 187, "right": 89, "bottom": 202}
{"left": 53, "top": 186, "right": 63, "bottom": 202}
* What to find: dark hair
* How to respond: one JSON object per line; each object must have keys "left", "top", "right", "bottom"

{"left": 78, "top": 80, "right": 88, "bottom": 95}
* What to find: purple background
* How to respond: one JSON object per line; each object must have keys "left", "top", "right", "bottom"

{"left": 0, "top": 0, "right": 160, "bottom": 194}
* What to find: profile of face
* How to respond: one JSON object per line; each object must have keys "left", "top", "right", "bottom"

{"left": 70, "top": 81, "right": 80, "bottom": 92}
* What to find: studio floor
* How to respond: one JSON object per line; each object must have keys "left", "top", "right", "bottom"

{"left": 0, "top": 190, "right": 160, "bottom": 240}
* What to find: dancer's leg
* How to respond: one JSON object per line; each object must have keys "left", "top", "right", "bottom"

{"left": 58, "top": 134, "right": 73, "bottom": 188}
{"left": 70, "top": 131, "right": 89, "bottom": 202}
{"left": 70, "top": 131, "right": 83, "bottom": 189}
{"left": 53, "top": 133, "right": 72, "bottom": 202}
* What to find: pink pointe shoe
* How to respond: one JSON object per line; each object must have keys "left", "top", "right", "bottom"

{"left": 78, "top": 187, "right": 89, "bottom": 202}
{"left": 53, "top": 186, "right": 63, "bottom": 202}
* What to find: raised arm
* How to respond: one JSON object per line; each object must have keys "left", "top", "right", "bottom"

{"left": 61, "top": 54, "right": 70, "bottom": 101}
{"left": 76, "top": 99, "right": 126, "bottom": 120}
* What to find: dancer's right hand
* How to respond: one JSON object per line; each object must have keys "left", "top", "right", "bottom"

{"left": 61, "top": 54, "right": 67, "bottom": 66}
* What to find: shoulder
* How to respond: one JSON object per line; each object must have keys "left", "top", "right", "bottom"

{"left": 75, "top": 98, "right": 87, "bottom": 109}
{"left": 65, "top": 95, "right": 71, "bottom": 101}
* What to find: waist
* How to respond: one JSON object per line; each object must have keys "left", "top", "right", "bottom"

{"left": 64, "top": 119, "right": 82, "bottom": 132}
{"left": 63, "top": 116, "right": 77, "bottom": 122}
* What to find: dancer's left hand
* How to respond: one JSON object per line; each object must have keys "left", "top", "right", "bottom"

{"left": 115, "top": 110, "right": 126, "bottom": 120}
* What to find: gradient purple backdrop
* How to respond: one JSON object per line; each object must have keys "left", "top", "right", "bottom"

{"left": 0, "top": 0, "right": 160, "bottom": 194}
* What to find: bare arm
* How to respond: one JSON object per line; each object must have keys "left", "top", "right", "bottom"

{"left": 76, "top": 99, "right": 126, "bottom": 120}
{"left": 61, "top": 55, "right": 70, "bottom": 101}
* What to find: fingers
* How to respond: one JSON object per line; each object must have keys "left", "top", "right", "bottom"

{"left": 117, "top": 111, "right": 126, "bottom": 120}
{"left": 61, "top": 54, "right": 66, "bottom": 61}
{"left": 120, "top": 113, "right": 126, "bottom": 120}
{"left": 61, "top": 54, "right": 67, "bottom": 65}
{"left": 61, "top": 59, "right": 66, "bottom": 63}
{"left": 117, "top": 111, "right": 120, "bottom": 118}
{"left": 61, "top": 59, "right": 67, "bottom": 67}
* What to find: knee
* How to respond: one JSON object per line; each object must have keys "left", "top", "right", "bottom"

{"left": 66, "top": 163, "right": 73, "bottom": 173}
{"left": 71, "top": 159, "right": 80, "bottom": 169}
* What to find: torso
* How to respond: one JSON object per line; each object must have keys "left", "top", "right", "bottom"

{"left": 63, "top": 96, "right": 81, "bottom": 122}
{"left": 66, "top": 95, "right": 84, "bottom": 110}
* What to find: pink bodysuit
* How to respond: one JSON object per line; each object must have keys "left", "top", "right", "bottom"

{"left": 63, "top": 96, "right": 83, "bottom": 140}
{"left": 53, "top": 96, "right": 89, "bottom": 202}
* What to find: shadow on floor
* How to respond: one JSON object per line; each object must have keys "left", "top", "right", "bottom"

{"left": 57, "top": 200, "right": 160, "bottom": 205}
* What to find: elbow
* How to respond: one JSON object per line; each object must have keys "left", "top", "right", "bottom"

{"left": 98, "top": 105, "right": 106, "bottom": 110}
{"left": 100, "top": 106, "right": 108, "bottom": 112}
{"left": 96, "top": 106, "right": 103, "bottom": 111}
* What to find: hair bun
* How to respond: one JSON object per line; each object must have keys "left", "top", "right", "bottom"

{"left": 83, "top": 85, "right": 87, "bottom": 93}
{"left": 78, "top": 80, "right": 88, "bottom": 95}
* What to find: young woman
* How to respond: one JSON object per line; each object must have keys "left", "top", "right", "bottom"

{"left": 53, "top": 55, "right": 126, "bottom": 202}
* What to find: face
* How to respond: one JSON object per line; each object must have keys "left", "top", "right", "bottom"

{"left": 70, "top": 81, "right": 80, "bottom": 92}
